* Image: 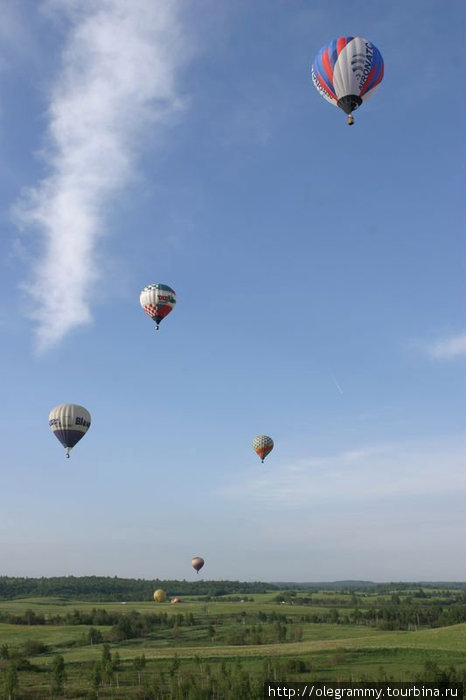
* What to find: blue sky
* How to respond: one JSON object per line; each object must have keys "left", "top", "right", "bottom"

{"left": 0, "top": 0, "right": 464, "bottom": 581}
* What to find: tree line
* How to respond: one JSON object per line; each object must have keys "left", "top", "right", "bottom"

{"left": 1, "top": 577, "right": 463, "bottom": 601}
{"left": 0, "top": 576, "right": 276, "bottom": 600}
{"left": 273, "top": 581, "right": 466, "bottom": 592}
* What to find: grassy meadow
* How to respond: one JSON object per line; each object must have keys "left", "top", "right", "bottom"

{"left": 0, "top": 584, "right": 465, "bottom": 698}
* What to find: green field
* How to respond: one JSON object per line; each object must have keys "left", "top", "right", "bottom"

{"left": 0, "top": 588, "right": 465, "bottom": 698}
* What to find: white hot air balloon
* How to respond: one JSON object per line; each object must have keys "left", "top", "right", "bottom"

{"left": 49, "top": 404, "right": 91, "bottom": 458}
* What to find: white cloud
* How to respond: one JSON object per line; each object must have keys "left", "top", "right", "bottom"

{"left": 426, "top": 332, "right": 466, "bottom": 360}
{"left": 15, "top": 0, "right": 188, "bottom": 351}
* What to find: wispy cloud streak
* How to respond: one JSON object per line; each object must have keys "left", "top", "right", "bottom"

{"left": 16, "top": 0, "right": 187, "bottom": 350}
{"left": 426, "top": 332, "right": 466, "bottom": 360}
{"left": 220, "top": 439, "right": 465, "bottom": 508}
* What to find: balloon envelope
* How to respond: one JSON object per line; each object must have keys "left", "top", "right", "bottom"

{"left": 153, "top": 589, "right": 167, "bottom": 602}
{"left": 252, "top": 435, "right": 274, "bottom": 463}
{"left": 49, "top": 404, "right": 91, "bottom": 457}
{"left": 312, "top": 37, "right": 384, "bottom": 120}
{"left": 140, "top": 283, "right": 176, "bottom": 328}
{"left": 191, "top": 556, "right": 205, "bottom": 573}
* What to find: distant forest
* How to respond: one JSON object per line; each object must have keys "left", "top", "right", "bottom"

{"left": 273, "top": 581, "right": 466, "bottom": 591}
{"left": 0, "top": 576, "right": 277, "bottom": 600}
{"left": 0, "top": 576, "right": 464, "bottom": 600}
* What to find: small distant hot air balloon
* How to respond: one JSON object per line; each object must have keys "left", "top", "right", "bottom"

{"left": 252, "top": 435, "right": 274, "bottom": 463}
{"left": 140, "top": 283, "right": 176, "bottom": 330}
{"left": 191, "top": 556, "right": 204, "bottom": 574}
{"left": 153, "top": 589, "right": 167, "bottom": 602}
{"left": 49, "top": 404, "right": 91, "bottom": 458}
{"left": 311, "top": 36, "right": 384, "bottom": 125}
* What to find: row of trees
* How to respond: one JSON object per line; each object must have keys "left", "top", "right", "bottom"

{"left": 2, "top": 601, "right": 464, "bottom": 640}
{"left": 297, "top": 603, "right": 466, "bottom": 629}
{"left": 274, "top": 590, "right": 466, "bottom": 607}
{"left": 0, "top": 607, "right": 199, "bottom": 628}
{"left": 3, "top": 652, "right": 465, "bottom": 700}
{"left": 274, "top": 581, "right": 466, "bottom": 592}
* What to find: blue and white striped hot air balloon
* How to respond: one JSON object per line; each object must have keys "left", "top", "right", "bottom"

{"left": 312, "top": 36, "right": 384, "bottom": 124}
{"left": 49, "top": 403, "right": 91, "bottom": 458}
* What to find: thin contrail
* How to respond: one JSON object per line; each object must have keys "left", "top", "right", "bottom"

{"left": 331, "top": 374, "right": 344, "bottom": 395}
{"left": 16, "top": 0, "right": 188, "bottom": 352}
